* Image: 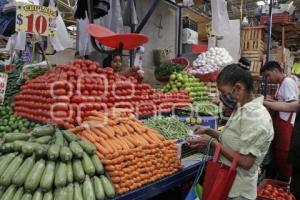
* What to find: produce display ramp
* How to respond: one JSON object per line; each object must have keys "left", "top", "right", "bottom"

{"left": 114, "top": 154, "right": 206, "bottom": 200}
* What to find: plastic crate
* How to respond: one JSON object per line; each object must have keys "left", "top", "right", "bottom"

{"left": 257, "top": 179, "right": 295, "bottom": 200}
{"left": 260, "top": 13, "right": 292, "bottom": 24}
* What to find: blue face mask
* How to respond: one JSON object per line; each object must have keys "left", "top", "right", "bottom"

{"left": 219, "top": 88, "right": 237, "bottom": 109}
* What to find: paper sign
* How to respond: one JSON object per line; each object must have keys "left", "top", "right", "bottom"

{"left": 0, "top": 73, "right": 8, "bottom": 105}
{"left": 15, "top": 4, "right": 57, "bottom": 37}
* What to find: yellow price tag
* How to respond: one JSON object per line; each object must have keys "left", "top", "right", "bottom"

{"left": 15, "top": 3, "right": 57, "bottom": 37}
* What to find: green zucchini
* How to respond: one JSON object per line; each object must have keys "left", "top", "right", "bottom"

{"left": 72, "top": 159, "right": 85, "bottom": 182}
{"left": 59, "top": 146, "right": 72, "bottom": 162}
{"left": 0, "top": 153, "right": 17, "bottom": 176}
{"left": 93, "top": 177, "right": 105, "bottom": 200}
{"left": 54, "top": 130, "right": 64, "bottom": 146}
{"left": 0, "top": 154, "right": 24, "bottom": 186}
{"left": 22, "top": 193, "right": 32, "bottom": 200}
{"left": 40, "top": 161, "right": 55, "bottom": 191}
{"left": 47, "top": 144, "right": 60, "bottom": 160}
{"left": 22, "top": 142, "right": 38, "bottom": 156}
{"left": 62, "top": 131, "right": 79, "bottom": 142}
{"left": 3, "top": 133, "right": 30, "bottom": 143}
{"left": 69, "top": 141, "right": 83, "bottom": 158}
{"left": 54, "top": 187, "right": 67, "bottom": 200}
{"left": 91, "top": 154, "right": 104, "bottom": 175}
{"left": 32, "top": 125, "right": 55, "bottom": 138}
{"left": 0, "top": 185, "right": 16, "bottom": 200}
{"left": 0, "top": 186, "right": 5, "bottom": 198}
{"left": 42, "top": 191, "right": 53, "bottom": 200}
{"left": 66, "top": 184, "right": 74, "bottom": 200}
{"left": 100, "top": 175, "right": 115, "bottom": 198}
{"left": 0, "top": 143, "right": 15, "bottom": 153}
{"left": 78, "top": 141, "right": 96, "bottom": 155}
{"left": 24, "top": 159, "right": 46, "bottom": 191}
{"left": 54, "top": 162, "right": 67, "bottom": 187}
{"left": 32, "top": 189, "right": 43, "bottom": 200}
{"left": 12, "top": 141, "right": 26, "bottom": 152}
{"left": 12, "top": 155, "right": 35, "bottom": 186}
{"left": 73, "top": 183, "right": 83, "bottom": 200}
{"left": 66, "top": 162, "right": 73, "bottom": 183}
{"left": 83, "top": 176, "right": 95, "bottom": 200}
{"left": 33, "top": 136, "right": 53, "bottom": 144}
{"left": 81, "top": 152, "right": 95, "bottom": 176}
{"left": 35, "top": 145, "right": 49, "bottom": 158}
{"left": 11, "top": 187, "right": 24, "bottom": 200}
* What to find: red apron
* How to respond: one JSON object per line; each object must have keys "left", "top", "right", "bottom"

{"left": 273, "top": 78, "right": 294, "bottom": 177}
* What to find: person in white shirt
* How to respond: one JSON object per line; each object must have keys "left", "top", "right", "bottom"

{"left": 260, "top": 61, "right": 299, "bottom": 180}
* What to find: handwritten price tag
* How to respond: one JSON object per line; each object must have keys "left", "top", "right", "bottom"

{"left": 15, "top": 4, "right": 57, "bottom": 37}
{"left": 0, "top": 73, "right": 8, "bottom": 105}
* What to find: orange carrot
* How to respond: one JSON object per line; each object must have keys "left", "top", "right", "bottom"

{"left": 113, "top": 138, "right": 126, "bottom": 150}
{"left": 95, "top": 143, "right": 109, "bottom": 155}
{"left": 118, "top": 124, "right": 129, "bottom": 135}
{"left": 122, "top": 137, "right": 135, "bottom": 148}
{"left": 90, "top": 128, "right": 108, "bottom": 139}
{"left": 109, "top": 139, "right": 122, "bottom": 150}
{"left": 126, "top": 135, "right": 141, "bottom": 147}
{"left": 99, "top": 126, "right": 115, "bottom": 138}
{"left": 98, "top": 140, "right": 114, "bottom": 154}
{"left": 124, "top": 123, "right": 134, "bottom": 133}
{"left": 105, "top": 139, "right": 119, "bottom": 152}
{"left": 141, "top": 133, "right": 155, "bottom": 144}
{"left": 81, "top": 130, "right": 97, "bottom": 143}
{"left": 68, "top": 126, "right": 84, "bottom": 134}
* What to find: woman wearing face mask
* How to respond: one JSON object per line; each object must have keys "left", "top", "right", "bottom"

{"left": 188, "top": 64, "right": 274, "bottom": 200}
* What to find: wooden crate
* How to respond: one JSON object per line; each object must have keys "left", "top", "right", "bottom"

{"left": 250, "top": 60, "right": 262, "bottom": 75}
{"left": 242, "top": 50, "right": 264, "bottom": 60}
{"left": 241, "top": 27, "right": 265, "bottom": 52}
{"left": 205, "top": 82, "right": 219, "bottom": 104}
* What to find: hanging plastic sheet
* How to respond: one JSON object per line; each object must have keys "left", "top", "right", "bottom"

{"left": 122, "top": 0, "right": 138, "bottom": 27}
{"left": 211, "top": 0, "right": 230, "bottom": 36}
{"left": 78, "top": 13, "right": 94, "bottom": 56}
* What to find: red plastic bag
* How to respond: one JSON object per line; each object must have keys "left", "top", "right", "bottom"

{"left": 202, "top": 143, "right": 240, "bottom": 200}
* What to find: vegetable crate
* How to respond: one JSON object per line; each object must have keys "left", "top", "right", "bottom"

{"left": 260, "top": 13, "right": 292, "bottom": 25}
{"left": 257, "top": 179, "right": 296, "bottom": 200}
{"left": 204, "top": 82, "right": 219, "bottom": 104}
{"left": 241, "top": 27, "right": 265, "bottom": 52}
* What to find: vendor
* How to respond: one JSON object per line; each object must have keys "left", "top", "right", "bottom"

{"left": 260, "top": 61, "right": 299, "bottom": 179}
{"left": 102, "top": 52, "right": 144, "bottom": 82}
{"left": 188, "top": 63, "right": 274, "bottom": 200}
{"left": 263, "top": 100, "right": 300, "bottom": 200}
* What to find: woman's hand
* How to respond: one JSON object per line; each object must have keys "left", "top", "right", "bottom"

{"left": 187, "top": 134, "right": 212, "bottom": 149}
{"left": 193, "top": 125, "right": 212, "bottom": 135}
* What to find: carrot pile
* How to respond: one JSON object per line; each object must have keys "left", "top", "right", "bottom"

{"left": 69, "top": 109, "right": 181, "bottom": 194}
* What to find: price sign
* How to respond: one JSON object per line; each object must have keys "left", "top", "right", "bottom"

{"left": 15, "top": 4, "right": 57, "bottom": 37}
{"left": 0, "top": 73, "right": 8, "bottom": 105}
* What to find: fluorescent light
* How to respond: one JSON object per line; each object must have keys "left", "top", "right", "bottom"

{"left": 256, "top": 1, "right": 266, "bottom": 6}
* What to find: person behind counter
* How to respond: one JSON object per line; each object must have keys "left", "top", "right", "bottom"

{"left": 102, "top": 53, "right": 144, "bottom": 82}
{"left": 188, "top": 63, "right": 274, "bottom": 200}
{"left": 260, "top": 61, "right": 299, "bottom": 180}
{"left": 263, "top": 100, "right": 300, "bottom": 200}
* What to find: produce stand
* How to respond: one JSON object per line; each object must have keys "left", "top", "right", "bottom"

{"left": 115, "top": 154, "right": 206, "bottom": 200}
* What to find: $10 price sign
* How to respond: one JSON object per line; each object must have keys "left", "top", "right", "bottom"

{"left": 0, "top": 73, "right": 8, "bottom": 105}
{"left": 15, "top": 4, "right": 57, "bottom": 37}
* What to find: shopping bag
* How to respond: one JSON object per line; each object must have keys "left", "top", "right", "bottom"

{"left": 202, "top": 143, "right": 240, "bottom": 200}
{"left": 185, "top": 140, "right": 213, "bottom": 200}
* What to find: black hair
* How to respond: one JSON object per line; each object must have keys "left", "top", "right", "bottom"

{"left": 260, "top": 61, "right": 283, "bottom": 74}
{"left": 102, "top": 52, "right": 122, "bottom": 68}
{"left": 217, "top": 64, "right": 254, "bottom": 92}
{"left": 238, "top": 57, "right": 250, "bottom": 70}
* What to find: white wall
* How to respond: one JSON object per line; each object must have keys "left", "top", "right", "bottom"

{"left": 135, "top": 1, "right": 178, "bottom": 85}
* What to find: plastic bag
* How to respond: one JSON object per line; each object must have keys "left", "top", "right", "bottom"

{"left": 50, "top": 14, "right": 73, "bottom": 51}
{"left": 211, "top": 0, "right": 230, "bottom": 36}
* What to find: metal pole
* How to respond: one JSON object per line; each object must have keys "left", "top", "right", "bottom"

{"left": 177, "top": 6, "right": 182, "bottom": 57}
{"left": 264, "top": 0, "right": 273, "bottom": 97}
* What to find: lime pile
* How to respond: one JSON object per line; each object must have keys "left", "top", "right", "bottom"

{"left": 162, "top": 71, "right": 209, "bottom": 102}
{"left": 0, "top": 105, "right": 38, "bottom": 134}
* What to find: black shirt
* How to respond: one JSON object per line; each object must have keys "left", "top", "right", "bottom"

{"left": 288, "top": 111, "right": 300, "bottom": 168}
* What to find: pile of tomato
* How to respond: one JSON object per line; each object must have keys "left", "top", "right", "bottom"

{"left": 14, "top": 59, "right": 191, "bottom": 127}
{"left": 258, "top": 183, "right": 295, "bottom": 200}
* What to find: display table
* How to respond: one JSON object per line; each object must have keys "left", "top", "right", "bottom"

{"left": 114, "top": 154, "right": 206, "bottom": 200}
